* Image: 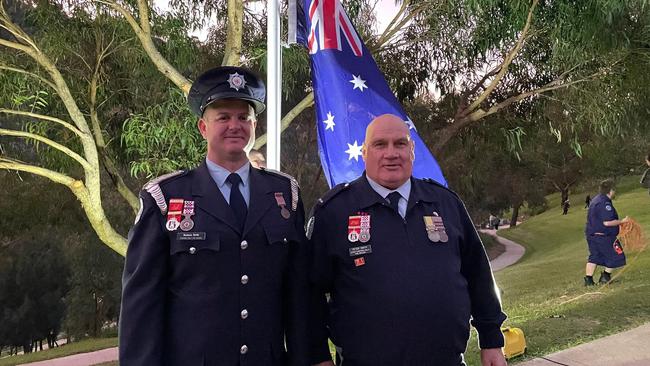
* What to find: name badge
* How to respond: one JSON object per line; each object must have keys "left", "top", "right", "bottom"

{"left": 176, "top": 232, "right": 207, "bottom": 240}
{"left": 349, "top": 245, "right": 372, "bottom": 256}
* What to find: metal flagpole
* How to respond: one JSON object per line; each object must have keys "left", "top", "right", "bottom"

{"left": 266, "top": 0, "right": 281, "bottom": 170}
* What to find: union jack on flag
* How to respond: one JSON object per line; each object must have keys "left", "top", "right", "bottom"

{"left": 295, "top": 0, "right": 447, "bottom": 187}
{"left": 307, "top": 0, "right": 363, "bottom": 56}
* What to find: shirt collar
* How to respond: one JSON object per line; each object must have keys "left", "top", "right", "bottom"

{"left": 366, "top": 175, "right": 411, "bottom": 201}
{"left": 205, "top": 158, "right": 250, "bottom": 188}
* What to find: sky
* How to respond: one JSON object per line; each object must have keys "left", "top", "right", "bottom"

{"left": 154, "top": 0, "right": 401, "bottom": 41}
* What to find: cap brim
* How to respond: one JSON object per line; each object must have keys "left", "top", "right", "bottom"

{"left": 203, "top": 92, "right": 266, "bottom": 115}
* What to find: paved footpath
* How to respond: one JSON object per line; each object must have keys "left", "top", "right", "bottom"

{"left": 516, "top": 322, "right": 650, "bottom": 366}
{"left": 480, "top": 227, "right": 526, "bottom": 272}
{"left": 18, "top": 347, "right": 117, "bottom": 366}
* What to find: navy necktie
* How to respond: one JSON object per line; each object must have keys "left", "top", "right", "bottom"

{"left": 227, "top": 173, "right": 247, "bottom": 230}
{"left": 387, "top": 191, "right": 401, "bottom": 215}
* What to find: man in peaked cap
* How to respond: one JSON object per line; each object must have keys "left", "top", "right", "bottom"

{"left": 119, "top": 66, "right": 311, "bottom": 366}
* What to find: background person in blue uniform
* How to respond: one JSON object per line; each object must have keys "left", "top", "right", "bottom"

{"left": 309, "top": 114, "right": 507, "bottom": 366}
{"left": 584, "top": 179, "right": 628, "bottom": 286}
{"left": 119, "top": 66, "right": 310, "bottom": 366}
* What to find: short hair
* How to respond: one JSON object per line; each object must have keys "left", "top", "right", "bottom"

{"left": 599, "top": 179, "right": 615, "bottom": 195}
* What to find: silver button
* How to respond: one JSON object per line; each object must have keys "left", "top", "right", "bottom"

{"left": 240, "top": 240, "right": 248, "bottom": 250}
{"left": 240, "top": 345, "right": 248, "bottom": 354}
{"left": 283, "top": 238, "right": 288, "bottom": 244}
{"left": 241, "top": 275, "right": 249, "bottom": 284}
{"left": 189, "top": 247, "right": 196, "bottom": 254}
{"left": 241, "top": 309, "right": 248, "bottom": 319}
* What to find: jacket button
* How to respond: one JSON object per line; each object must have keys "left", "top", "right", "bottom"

{"left": 240, "top": 345, "right": 248, "bottom": 354}
{"left": 283, "top": 238, "right": 288, "bottom": 243}
{"left": 189, "top": 247, "right": 196, "bottom": 254}
{"left": 240, "top": 240, "right": 248, "bottom": 250}
{"left": 241, "top": 309, "right": 248, "bottom": 319}
{"left": 241, "top": 275, "right": 249, "bottom": 284}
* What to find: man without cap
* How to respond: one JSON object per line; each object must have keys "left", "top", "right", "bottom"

{"left": 309, "top": 114, "right": 507, "bottom": 366}
{"left": 584, "top": 179, "right": 628, "bottom": 286}
{"left": 119, "top": 66, "right": 310, "bottom": 366}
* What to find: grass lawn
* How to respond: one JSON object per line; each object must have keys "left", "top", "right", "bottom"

{"left": 0, "top": 338, "right": 117, "bottom": 366}
{"left": 464, "top": 178, "right": 650, "bottom": 365}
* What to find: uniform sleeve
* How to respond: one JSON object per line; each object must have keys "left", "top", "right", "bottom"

{"left": 285, "top": 194, "right": 311, "bottom": 366}
{"left": 119, "top": 191, "right": 168, "bottom": 365}
{"left": 308, "top": 206, "right": 335, "bottom": 364}
{"left": 456, "top": 199, "right": 507, "bottom": 349}
{"left": 598, "top": 202, "right": 618, "bottom": 223}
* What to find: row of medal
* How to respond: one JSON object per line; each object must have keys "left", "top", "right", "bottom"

{"left": 424, "top": 213, "right": 448, "bottom": 243}
{"left": 348, "top": 213, "right": 370, "bottom": 243}
{"left": 166, "top": 199, "right": 195, "bottom": 232}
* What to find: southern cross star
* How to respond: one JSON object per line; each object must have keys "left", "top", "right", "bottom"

{"left": 405, "top": 117, "right": 417, "bottom": 131}
{"left": 345, "top": 140, "right": 363, "bottom": 161}
{"left": 349, "top": 74, "right": 368, "bottom": 92}
{"left": 323, "top": 112, "right": 336, "bottom": 131}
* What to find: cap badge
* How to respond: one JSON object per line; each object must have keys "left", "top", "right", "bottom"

{"left": 228, "top": 72, "right": 247, "bottom": 91}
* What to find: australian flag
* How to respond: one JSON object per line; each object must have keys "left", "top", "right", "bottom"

{"left": 293, "top": 0, "right": 446, "bottom": 187}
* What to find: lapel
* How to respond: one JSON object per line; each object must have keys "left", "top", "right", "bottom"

{"left": 406, "top": 177, "right": 438, "bottom": 215}
{"left": 354, "top": 173, "right": 390, "bottom": 211}
{"left": 191, "top": 161, "right": 241, "bottom": 234}
{"left": 242, "top": 167, "right": 274, "bottom": 237}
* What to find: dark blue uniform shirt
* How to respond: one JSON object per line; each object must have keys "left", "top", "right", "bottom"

{"left": 309, "top": 174, "right": 506, "bottom": 366}
{"left": 119, "top": 162, "right": 310, "bottom": 366}
{"left": 586, "top": 194, "right": 619, "bottom": 237}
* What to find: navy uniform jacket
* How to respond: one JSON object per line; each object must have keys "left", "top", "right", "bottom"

{"left": 586, "top": 194, "right": 619, "bottom": 237}
{"left": 119, "top": 162, "right": 310, "bottom": 366}
{"left": 309, "top": 174, "right": 506, "bottom": 366}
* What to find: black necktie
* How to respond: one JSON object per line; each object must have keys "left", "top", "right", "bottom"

{"left": 387, "top": 191, "right": 401, "bottom": 215}
{"left": 227, "top": 173, "right": 247, "bottom": 230}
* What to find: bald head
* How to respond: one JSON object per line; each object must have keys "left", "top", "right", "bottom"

{"left": 364, "top": 114, "right": 411, "bottom": 147}
{"left": 362, "top": 114, "right": 415, "bottom": 189}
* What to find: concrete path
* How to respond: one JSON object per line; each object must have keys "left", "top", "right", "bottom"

{"left": 18, "top": 347, "right": 117, "bottom": 366}
{"left": 482, "top": 228, "right": 526, "bottom": 272}
{"left": 516, "top": 323, "right": 650, "bottom": 366}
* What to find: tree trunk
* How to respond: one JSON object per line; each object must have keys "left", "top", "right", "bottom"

{"left": 510, "top": 204, "right": 520, "bottom": 227}
{"left": 561, "top": 187, "right": 569, "bottom": 204}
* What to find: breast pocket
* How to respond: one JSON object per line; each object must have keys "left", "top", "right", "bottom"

{"left": 168, "top": 231, "right": 222, "bottom": 296}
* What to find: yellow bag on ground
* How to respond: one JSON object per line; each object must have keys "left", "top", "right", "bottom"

{"left": 502, "top": 327, "right": 526, "bottom": 359}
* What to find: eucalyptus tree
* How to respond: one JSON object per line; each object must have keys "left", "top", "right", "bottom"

{"left": 378, "top": 0, "right": 650, "bottom": 157}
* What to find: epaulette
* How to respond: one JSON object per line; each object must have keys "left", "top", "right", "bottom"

{"left": 315, "top": 182, "right": 350, "bottom": 208}
{"left": 306, "top": 182, "right": 350, "bottom": 239}
{"left": 143, "top": 170, "right": 185, "bottom": 214}
{"left": 260, "top": 167, "right": 299, "bottom": 211}
{"left": 420, "top": 177, "right": 460, "bottom": 199}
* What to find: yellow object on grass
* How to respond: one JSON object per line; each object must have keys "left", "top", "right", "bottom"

{"left": 502, "top": 327, "right": 526, "bottom": 359}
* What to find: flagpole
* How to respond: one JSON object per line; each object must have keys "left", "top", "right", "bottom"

{"left": 266, "top": 0, "right": 281, "bottom": 170}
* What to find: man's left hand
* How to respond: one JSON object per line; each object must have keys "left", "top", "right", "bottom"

{"left": 480, "top": 348, "right": 507, "bottom": 366}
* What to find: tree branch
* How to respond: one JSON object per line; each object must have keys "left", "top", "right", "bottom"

{"left": 462, "top": 70, "right": 606, "bottom": 123}
{"left": 137, "top": 0, "right": 151, "bottom": 35}
{"left": 0, "top": 128, "right": 92, "bottom": 170}
{"left": 0, "top": 109, "right": 84, "bottom": 138}
{"left": 88, "top": 33, "right": 139, "bottom": 213}
{"left": 0, "top": 157, "right": 76, "bottom": 186}
{"left": 97, "top": 0, "right": 192, "bottom": 94}
{"left": 460, "top": 0, "right": 539, "bottom": 117}
{"left": 0, "top": 65, "right": 57, "bottom": 90}
{"left": 253, "top": 92, "right": 314, "bottom": 150}
{"left": 223, "top": 0, "right": 243, "bottom": 66}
